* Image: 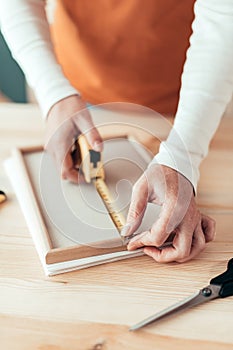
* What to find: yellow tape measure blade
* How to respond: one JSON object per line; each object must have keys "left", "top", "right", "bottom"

{"left": 95, "top": 178, "right": 126, "bottom": 232}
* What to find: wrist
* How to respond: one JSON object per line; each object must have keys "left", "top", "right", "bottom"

{"left": 47, "top": 94, "right": 86, "bottom": 124}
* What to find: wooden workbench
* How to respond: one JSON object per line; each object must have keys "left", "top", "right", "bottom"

{"left": 0, "top": 103, "right": 232, "bottom": 350}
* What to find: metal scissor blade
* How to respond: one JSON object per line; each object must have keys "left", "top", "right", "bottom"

{"left": 130, "top": 284, "right": 221, "bottom": 331}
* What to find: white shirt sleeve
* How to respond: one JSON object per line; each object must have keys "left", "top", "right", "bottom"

{"left": 153, "top": 0, "right": 233, "bottom": 192}
{"left": 0, "top": 0, "right": 79, "bottom": 117}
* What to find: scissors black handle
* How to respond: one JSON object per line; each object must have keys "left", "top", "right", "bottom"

{"left": 210, "top": 258, "right": 233, "bottom": 298}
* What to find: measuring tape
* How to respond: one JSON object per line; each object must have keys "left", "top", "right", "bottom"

{"left": 94, "top": 177, "right": 125, "bottom": 232}
{"left": 77, "top": 135, "right": 126, "bottom": 233}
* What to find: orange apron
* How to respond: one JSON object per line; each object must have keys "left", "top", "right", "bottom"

{"left": 51, "top": 0, "right": 195, "bottom": 115}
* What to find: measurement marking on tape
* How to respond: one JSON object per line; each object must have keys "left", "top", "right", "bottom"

{"left": 94, "top": 178, "right": 126, "bottom": 232}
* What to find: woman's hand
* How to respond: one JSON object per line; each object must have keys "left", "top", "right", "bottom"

{"left": 121, "top": 164, "right": 216, "bottom": 263}
{"left": 45, "top": 95, "right": 102, "bottom": 183}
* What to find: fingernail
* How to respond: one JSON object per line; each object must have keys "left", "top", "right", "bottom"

{"left": 120, "top": 223, "right": 132, "bottom": 237}
{"left": 94, "top": 141, "right": 102, "bottom": 152}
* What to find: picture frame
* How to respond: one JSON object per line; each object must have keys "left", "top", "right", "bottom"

{"left": 5, "top": 127, "right": 160, "bottom": 275}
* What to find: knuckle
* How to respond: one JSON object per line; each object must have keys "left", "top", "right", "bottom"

{"left": 177, "top": 250, "right": 190, "bottom": 261}
{"left": 150, "top": 226, "right": 168, "bottom": 247}
{"left": 210, "top": 230, "right": 216, "bottom": 241}
{"left": 202, "top": 217, "right": 216, "bottom": 241}
{"left": 198, "top": 239, "right": 205, "bottom": 250}
{"left": 200, "top": 241, "right": 206, "bottom": 251}
{"left": 154, "top": 254, "right": 164, "bottom": 263}
{"left": 210, "top": 219, "right": 216, "bottom": 230}
{"left": 143, "top": 236, "right": 154, "bottom": 246}
{"left": 176, "top": 249, "right": 193, "bottom": 263}
{"left": 151, "top": 236, "right": 165, "bottom": 247}
{"left": 155, "top": 238, "right": 165, "bottom": 247}
{"left": 137, "top": 238, "right": 146, "bottom": 247}
{"left": 209, "top": 216, "right": 215, "bottom": 223}
{"left": 128, "top": 205, "right": 144, "bottom": 220}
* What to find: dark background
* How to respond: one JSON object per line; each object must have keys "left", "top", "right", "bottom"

{"left": 0, "top": 31, "right": 26, "bottom": 102}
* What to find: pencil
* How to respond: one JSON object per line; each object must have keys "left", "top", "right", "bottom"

{"left": 0, "top": 190, "right": 7, "bottom": 204}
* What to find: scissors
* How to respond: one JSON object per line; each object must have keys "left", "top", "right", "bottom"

{"left": 130, "top": 258, "right": 233, "bottom": 331}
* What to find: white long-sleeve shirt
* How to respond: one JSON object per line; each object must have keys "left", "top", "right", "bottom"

{"left": 154, "top": 0, "right": 233, "bottom": 190}
{"left": 0, "top": 0, "right": 233, "bottom": 191}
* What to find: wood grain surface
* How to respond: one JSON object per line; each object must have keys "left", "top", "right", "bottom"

{"left": 0, "top": 103, "right": 233, "bottom": 350}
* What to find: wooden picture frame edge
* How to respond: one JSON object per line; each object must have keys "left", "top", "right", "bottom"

{"left": 11, "top": 143, "right": 128, "bottom": 266}
{"left": 11, "top": 146, "right": 52, "bottom": 264}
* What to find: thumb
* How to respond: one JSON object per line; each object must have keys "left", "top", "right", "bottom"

{"left": 121, "top": 176, "right": 149, "bottom": 237}
{"left": 127, "top": 201, "right": 177, "bottom": 251}
{"left": 73, "top": 108, "right": 103, "bottom": 152}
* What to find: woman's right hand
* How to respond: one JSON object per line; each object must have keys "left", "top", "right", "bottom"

{"left": 45, "top": 95, "right": 102, "bottom": 183}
